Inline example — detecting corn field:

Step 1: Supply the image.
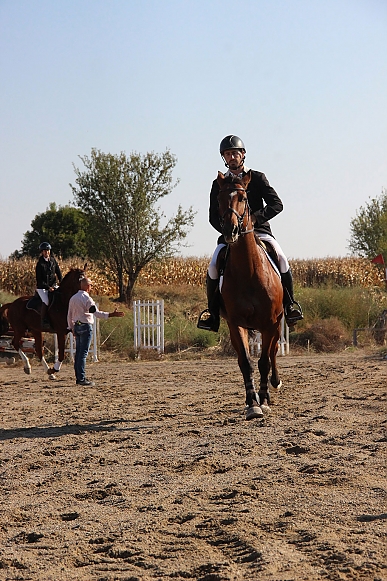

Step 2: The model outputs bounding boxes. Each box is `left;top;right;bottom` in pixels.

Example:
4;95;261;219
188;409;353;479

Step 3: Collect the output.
0;256;385;297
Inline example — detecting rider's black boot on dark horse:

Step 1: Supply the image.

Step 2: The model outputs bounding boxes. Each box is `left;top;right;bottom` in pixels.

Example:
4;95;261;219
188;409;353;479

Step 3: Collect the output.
40;303;51;331
281;269;303;327
197;274;220;332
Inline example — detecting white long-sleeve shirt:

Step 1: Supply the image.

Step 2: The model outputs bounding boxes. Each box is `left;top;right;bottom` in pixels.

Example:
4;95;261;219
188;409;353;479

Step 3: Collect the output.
67;290;109;331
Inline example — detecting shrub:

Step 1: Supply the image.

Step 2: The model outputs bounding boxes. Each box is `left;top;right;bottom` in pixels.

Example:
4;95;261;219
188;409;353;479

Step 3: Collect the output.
291;317;351;352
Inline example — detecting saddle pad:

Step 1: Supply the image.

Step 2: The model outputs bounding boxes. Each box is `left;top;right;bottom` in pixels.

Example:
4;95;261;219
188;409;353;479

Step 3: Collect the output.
26;295;41;311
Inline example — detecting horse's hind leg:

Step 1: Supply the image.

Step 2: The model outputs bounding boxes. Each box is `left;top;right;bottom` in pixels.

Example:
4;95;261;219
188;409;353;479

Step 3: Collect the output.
10;326;32;375
228;325;263;420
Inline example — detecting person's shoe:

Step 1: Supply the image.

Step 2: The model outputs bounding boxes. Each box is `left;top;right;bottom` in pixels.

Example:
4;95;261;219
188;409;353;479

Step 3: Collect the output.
76;379;95;386
284;301;303;326
41;319;51;331
197;309;220;332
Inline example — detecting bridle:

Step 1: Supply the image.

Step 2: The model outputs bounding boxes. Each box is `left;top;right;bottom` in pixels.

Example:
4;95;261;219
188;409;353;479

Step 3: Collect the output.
219;184;254;236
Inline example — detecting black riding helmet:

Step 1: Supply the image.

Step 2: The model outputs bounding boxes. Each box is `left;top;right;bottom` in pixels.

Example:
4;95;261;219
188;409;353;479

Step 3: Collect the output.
219;135;246;169
219;135;246;154
39;242;51;251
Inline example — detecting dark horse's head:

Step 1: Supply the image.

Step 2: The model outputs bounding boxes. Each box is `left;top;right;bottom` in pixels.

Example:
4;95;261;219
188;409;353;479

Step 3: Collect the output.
58;264;87;301
217;171;252;244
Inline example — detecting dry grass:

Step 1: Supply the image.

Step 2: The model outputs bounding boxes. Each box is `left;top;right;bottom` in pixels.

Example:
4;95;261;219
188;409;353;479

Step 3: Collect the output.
0;255;385;297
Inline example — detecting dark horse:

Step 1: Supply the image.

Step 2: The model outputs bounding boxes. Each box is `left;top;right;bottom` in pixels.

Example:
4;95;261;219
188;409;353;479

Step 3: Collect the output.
216;171;284;420
0;266;86;378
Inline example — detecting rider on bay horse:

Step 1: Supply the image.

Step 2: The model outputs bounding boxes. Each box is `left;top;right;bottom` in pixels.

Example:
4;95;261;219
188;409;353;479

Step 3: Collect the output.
197;134;303;333
36;242;62;330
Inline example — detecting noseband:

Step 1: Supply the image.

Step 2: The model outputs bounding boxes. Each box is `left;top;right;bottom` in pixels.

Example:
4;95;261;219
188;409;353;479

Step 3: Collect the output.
219;184;254;236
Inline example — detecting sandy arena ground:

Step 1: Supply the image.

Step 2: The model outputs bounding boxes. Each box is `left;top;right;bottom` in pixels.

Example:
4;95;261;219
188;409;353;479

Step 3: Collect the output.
0;351;386;581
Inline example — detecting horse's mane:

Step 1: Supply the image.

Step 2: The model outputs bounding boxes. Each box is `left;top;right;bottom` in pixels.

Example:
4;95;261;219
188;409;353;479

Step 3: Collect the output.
60;266;86;284
224;174;243;184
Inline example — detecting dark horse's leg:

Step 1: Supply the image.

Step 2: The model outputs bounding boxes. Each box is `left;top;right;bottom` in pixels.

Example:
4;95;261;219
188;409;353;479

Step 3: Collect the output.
47;332;67;378
11;325;48;376
228;324;264;420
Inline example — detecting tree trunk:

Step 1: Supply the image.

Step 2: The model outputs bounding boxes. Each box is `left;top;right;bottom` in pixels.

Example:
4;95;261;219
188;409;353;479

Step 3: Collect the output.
124;275;138;306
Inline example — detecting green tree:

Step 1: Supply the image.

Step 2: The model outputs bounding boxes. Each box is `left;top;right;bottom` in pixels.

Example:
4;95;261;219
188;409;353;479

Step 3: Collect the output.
18;203;89;259
348;188;387;261
71;148;195;304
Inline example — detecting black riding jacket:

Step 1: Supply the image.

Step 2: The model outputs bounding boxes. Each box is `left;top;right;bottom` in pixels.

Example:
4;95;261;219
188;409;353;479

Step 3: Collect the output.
36;255;63;290
209;169;283;244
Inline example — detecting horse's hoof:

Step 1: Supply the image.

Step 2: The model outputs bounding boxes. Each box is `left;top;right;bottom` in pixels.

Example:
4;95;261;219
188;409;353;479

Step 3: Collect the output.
47;368;56;375
269;379;282;391
260;403;271;415
23;367;31;375
49;374;57;381
245;404;264;420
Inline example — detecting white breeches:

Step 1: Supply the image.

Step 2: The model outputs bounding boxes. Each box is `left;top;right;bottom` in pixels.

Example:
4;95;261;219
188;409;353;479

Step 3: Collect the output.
37;288;49;305
208;234;290;280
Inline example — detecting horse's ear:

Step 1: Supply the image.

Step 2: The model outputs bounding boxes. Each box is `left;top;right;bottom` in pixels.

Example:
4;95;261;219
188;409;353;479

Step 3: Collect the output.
242;170;252;188
217;171;225;184
84;263;88;271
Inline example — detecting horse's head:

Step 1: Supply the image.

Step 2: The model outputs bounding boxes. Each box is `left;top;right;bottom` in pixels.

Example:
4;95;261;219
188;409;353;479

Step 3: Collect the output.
59;264;87;300
217;171;252;243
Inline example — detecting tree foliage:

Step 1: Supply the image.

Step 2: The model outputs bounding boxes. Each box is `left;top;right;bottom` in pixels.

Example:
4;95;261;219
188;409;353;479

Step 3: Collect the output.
71;148;195;304
348;189;387;261
17;203;89;259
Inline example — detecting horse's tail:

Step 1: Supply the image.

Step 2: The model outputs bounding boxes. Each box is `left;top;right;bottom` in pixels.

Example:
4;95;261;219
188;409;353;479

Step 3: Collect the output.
0;303;11;335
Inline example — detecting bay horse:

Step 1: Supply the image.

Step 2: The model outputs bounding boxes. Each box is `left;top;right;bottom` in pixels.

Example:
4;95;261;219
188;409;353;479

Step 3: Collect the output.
0;266;86;378
216;171;284;420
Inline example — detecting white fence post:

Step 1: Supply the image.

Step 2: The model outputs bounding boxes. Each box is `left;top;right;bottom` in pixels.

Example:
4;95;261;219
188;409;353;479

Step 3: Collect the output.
133;299;164;356
248;317;289;357
54;316;99;362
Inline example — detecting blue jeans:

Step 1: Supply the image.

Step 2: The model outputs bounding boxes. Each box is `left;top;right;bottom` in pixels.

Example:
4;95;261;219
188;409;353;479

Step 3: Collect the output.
73;323;93;382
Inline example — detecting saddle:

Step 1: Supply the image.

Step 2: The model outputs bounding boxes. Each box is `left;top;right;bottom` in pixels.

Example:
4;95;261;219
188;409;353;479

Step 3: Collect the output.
217;237;281;278
253;234;281;274
26;291;55;315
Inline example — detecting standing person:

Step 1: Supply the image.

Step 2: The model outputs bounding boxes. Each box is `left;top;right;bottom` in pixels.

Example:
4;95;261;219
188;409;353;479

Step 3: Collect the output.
67;277;125;386
35;242;63;330
197;134;303;332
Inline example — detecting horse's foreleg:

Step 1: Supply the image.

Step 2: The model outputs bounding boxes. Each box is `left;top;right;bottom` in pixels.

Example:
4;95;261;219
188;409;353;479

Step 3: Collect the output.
258;331;274;413
18;348;31;374
228;325;263;420
47;334;65;379
32;333;51;377
269;322;282;390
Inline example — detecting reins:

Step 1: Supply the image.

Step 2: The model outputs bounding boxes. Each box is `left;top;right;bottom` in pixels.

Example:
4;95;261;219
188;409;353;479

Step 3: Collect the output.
219;184;254;236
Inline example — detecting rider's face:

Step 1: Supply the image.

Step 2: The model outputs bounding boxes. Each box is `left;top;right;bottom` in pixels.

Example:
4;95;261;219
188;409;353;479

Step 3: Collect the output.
223;149;244;170
42;249;50;258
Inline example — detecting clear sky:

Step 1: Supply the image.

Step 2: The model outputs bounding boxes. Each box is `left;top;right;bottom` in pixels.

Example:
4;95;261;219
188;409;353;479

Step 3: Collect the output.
1;0;386;260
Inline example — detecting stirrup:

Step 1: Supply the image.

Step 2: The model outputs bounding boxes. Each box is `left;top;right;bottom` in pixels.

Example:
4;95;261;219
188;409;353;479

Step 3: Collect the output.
197;309;220;332
285;301;303;324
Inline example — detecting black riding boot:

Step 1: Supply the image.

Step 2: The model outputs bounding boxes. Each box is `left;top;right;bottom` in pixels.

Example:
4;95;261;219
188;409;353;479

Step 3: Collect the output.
40;303;51;331
281;270;303;327
197;275;220;332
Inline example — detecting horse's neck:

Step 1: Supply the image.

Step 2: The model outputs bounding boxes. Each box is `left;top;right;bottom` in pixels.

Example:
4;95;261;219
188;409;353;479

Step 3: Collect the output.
57;284;78;305
228;233;266;275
